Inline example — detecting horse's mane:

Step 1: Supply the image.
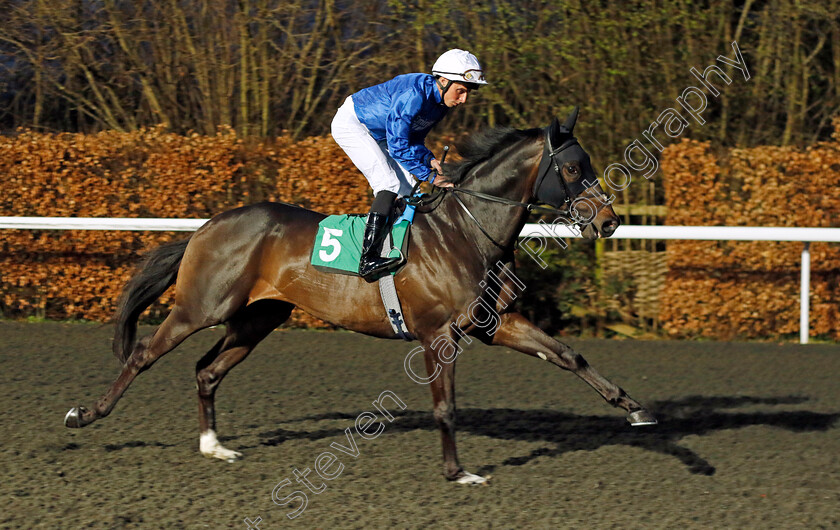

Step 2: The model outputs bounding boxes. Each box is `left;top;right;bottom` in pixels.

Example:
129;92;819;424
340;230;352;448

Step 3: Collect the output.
445;126;543;184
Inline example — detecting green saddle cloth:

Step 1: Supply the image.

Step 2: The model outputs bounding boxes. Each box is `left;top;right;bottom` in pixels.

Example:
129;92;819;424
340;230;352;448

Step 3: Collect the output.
310;214;411;276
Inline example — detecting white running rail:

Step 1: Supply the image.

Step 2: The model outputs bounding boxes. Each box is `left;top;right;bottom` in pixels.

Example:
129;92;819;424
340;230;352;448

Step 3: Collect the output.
2;217;839;344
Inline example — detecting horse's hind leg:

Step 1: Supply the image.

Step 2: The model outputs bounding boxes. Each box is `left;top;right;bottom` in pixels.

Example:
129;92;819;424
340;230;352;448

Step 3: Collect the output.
196;300;294;462
65;307;203;428
488;312;657;425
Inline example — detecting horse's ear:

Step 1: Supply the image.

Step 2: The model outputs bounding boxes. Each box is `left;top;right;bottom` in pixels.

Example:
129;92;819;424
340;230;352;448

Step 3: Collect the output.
562;106;579;133
548;116;562;142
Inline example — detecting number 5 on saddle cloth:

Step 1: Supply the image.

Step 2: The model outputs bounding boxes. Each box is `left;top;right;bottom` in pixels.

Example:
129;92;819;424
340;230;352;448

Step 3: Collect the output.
309;199;416;276
309;196;419;340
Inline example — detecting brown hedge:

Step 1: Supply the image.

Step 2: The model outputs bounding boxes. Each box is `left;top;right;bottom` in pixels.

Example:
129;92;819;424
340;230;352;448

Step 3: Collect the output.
2;124;838;341
0;127;369;326
659;117;840;340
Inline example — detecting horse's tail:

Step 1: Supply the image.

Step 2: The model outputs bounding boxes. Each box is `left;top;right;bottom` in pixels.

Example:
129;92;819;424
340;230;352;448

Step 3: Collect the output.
113;238;191;364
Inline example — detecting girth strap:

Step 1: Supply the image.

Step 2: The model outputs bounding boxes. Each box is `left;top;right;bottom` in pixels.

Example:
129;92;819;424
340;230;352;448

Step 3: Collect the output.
377;231;414;341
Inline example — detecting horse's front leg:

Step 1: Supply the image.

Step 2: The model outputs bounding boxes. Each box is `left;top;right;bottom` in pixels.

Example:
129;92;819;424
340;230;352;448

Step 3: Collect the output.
417;331;487;484
489;312;657;425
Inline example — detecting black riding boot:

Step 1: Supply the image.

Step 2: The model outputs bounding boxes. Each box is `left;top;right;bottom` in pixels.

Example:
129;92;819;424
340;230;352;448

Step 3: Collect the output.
359;191;401;282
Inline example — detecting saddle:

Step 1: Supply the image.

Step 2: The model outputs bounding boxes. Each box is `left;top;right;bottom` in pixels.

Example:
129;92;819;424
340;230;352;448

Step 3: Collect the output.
309;197;419;340
310;198;415;276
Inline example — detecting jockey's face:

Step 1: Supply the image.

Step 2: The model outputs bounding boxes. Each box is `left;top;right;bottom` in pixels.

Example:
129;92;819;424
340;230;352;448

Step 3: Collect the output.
441;81;471;107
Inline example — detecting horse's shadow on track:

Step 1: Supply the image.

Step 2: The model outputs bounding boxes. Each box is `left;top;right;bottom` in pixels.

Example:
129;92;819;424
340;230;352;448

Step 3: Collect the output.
256;395;839;476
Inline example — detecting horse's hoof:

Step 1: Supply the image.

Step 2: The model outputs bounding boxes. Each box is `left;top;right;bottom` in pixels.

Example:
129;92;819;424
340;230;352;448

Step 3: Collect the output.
64;406;89;428
224;451;244;463
628;409;658;426
454;471;488;485
199;430;243;462
201;449;243;463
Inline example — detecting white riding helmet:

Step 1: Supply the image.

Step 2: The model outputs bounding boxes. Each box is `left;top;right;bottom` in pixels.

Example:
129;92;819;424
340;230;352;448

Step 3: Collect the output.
431;49;488;85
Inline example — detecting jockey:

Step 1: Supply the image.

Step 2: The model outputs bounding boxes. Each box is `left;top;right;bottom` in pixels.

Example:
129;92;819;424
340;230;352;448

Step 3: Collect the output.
331;49;488;282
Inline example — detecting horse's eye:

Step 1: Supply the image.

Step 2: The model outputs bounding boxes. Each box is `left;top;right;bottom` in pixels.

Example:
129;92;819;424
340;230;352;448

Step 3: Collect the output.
565;164;581;180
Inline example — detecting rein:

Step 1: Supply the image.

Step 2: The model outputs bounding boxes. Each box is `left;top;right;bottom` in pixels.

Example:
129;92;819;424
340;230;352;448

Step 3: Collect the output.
450;188;573;250
451;187;571;215
449;187;611;249
408;186;607;250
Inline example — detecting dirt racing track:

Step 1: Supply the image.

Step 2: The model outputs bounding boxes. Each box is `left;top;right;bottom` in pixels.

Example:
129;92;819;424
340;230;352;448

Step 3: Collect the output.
2;322;839;528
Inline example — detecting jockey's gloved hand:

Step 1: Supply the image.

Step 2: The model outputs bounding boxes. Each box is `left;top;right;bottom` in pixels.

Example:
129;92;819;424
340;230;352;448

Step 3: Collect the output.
430;172;454;188
430;159;453;188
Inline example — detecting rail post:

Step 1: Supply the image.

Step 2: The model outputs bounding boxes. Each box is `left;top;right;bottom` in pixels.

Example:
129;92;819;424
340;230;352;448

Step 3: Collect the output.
800;242;810;344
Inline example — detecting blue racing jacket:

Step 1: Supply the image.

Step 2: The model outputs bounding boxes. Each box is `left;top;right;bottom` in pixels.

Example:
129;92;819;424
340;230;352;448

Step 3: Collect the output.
352;73;448;181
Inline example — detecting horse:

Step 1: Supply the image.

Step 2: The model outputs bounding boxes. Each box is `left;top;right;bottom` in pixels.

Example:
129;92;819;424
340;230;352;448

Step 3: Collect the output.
64;107;657;484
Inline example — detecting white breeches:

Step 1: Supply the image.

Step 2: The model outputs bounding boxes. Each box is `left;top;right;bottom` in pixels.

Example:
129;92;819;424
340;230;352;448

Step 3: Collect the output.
331;96;417;197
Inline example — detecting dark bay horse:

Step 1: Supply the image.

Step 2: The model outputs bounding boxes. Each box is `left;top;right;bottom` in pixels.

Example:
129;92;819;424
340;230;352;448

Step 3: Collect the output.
64;108;656;484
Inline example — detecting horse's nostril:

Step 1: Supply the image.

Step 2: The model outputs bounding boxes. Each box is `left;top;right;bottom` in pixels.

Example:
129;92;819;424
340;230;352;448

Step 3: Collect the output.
601;220;618;236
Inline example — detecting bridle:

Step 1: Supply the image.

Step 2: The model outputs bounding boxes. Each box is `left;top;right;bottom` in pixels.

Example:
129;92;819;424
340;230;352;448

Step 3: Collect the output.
407;134;612;250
